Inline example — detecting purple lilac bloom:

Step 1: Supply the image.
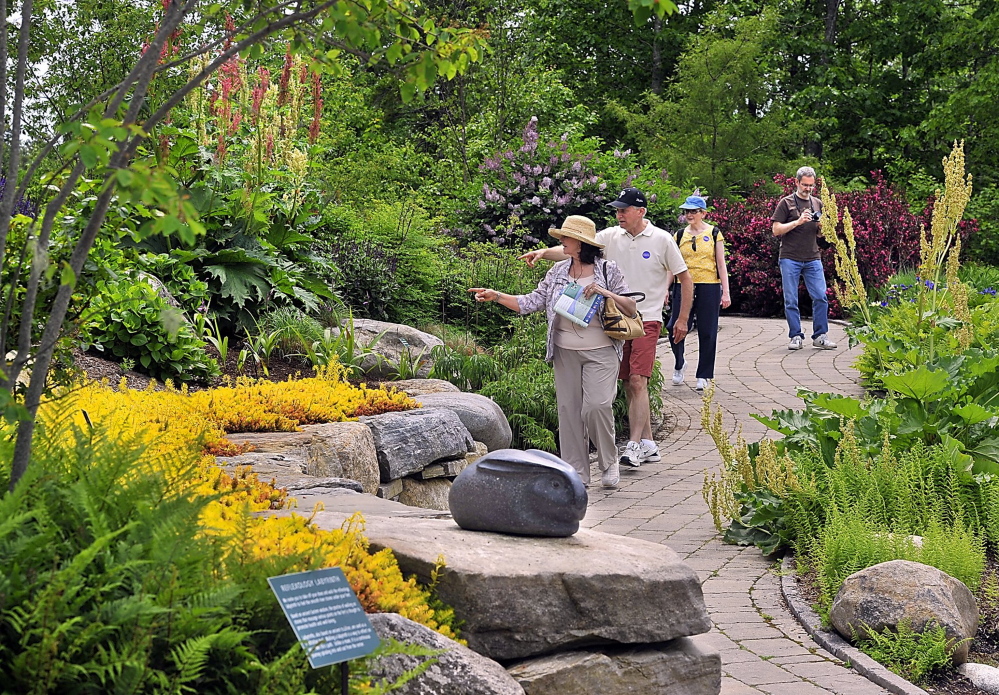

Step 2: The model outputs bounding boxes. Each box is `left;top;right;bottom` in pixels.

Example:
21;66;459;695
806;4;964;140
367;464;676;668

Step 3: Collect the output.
541;177;553;189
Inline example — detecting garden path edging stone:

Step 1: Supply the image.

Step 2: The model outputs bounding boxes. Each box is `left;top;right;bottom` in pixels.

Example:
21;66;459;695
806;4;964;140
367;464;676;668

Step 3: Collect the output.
779;554;930;695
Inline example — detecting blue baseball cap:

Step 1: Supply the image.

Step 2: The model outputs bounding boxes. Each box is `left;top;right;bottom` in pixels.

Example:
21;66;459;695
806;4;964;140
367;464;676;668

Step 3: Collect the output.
679;195;707;210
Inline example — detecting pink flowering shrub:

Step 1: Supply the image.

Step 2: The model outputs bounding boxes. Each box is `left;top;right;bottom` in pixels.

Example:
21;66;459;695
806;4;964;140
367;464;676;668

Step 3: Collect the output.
711;173;959;318
450;117;614;247
450;118;685;247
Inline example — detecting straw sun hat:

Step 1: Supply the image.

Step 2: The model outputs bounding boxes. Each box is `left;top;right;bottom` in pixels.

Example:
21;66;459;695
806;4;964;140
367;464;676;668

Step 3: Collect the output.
548;215;604;248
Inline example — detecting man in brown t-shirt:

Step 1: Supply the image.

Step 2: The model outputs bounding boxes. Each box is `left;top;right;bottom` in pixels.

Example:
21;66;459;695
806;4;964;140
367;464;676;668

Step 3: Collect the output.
770;167;837;350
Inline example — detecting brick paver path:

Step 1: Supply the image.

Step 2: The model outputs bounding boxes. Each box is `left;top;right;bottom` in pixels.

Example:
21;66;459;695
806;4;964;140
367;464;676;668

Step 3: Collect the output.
584;317;891;695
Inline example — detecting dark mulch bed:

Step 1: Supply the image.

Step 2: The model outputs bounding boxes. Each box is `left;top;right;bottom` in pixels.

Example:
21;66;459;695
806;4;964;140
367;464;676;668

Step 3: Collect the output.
792;566;996;694
70;346;327;392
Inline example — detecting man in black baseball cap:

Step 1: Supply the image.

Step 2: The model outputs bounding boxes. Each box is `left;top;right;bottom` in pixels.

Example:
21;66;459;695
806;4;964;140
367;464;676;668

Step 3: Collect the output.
520;186;693;471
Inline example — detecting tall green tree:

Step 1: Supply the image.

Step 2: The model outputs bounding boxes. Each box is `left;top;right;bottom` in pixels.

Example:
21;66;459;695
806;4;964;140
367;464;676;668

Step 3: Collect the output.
613;10;803;195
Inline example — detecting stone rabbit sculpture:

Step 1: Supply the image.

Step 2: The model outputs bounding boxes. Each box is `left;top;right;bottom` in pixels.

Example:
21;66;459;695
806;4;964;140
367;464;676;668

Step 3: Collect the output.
448;448;587;537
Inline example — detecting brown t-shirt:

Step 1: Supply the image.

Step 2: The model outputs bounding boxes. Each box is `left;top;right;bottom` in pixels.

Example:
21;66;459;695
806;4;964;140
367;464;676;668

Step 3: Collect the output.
771;194;823;261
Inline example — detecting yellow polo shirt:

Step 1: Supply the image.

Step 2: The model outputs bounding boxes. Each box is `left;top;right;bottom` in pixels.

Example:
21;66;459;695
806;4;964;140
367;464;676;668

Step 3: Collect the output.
676;226;724;284
595;221;687;324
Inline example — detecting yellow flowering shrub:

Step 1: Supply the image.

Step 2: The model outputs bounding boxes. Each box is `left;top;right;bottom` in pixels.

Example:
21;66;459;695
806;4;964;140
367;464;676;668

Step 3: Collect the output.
214;508;458;639
190;369;415;434
35;363;459;637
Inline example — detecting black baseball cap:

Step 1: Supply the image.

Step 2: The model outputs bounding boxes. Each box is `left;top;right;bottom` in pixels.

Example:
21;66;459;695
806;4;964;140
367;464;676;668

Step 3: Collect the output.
607;187;648;209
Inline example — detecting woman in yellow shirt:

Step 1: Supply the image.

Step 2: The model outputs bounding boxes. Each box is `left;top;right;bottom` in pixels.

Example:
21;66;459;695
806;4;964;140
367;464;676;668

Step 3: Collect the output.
665;196;731;391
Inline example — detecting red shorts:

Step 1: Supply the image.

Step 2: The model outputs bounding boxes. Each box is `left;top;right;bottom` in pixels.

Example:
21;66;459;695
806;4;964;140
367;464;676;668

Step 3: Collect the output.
618;321;662;380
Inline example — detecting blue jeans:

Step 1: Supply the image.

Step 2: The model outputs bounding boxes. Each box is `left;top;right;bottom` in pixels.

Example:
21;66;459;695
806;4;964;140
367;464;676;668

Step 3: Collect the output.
779;258;829;340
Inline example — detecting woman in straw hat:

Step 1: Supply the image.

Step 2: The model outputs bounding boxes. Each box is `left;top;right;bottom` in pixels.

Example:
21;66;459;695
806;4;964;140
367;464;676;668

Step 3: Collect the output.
469;215;636;489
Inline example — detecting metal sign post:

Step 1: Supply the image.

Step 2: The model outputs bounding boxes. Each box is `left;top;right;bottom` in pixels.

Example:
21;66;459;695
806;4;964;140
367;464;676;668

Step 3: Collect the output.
268;566;380;694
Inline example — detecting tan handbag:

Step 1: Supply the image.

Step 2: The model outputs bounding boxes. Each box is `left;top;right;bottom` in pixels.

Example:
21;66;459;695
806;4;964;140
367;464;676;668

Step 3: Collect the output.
601;293;646;340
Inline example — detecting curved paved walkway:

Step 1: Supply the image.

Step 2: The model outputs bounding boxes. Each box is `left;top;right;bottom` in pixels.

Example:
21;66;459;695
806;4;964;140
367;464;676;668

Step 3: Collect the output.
584;317;891;695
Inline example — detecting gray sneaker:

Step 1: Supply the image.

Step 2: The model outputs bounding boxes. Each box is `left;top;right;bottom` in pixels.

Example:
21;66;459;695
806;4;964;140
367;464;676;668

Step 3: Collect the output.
813;334;838;349
638;441;660;462
788;336;804;350
620;441;642;468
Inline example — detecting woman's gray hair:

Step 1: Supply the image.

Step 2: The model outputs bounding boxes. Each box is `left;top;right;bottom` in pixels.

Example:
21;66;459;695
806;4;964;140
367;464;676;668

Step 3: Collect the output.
796;166;816;181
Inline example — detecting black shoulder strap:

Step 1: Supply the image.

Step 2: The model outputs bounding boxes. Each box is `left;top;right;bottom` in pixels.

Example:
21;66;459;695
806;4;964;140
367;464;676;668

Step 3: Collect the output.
678;227;721;243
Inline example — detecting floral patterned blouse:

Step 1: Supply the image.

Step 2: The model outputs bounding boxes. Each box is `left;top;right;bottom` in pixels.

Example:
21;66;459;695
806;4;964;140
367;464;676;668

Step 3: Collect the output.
515;258;631;363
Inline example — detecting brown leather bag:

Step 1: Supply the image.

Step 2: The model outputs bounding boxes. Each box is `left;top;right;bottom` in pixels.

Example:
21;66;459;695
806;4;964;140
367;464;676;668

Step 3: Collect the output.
601;292;646;340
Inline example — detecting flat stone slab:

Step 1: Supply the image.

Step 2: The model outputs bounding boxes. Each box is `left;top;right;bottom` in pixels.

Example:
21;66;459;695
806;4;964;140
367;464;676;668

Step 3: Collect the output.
305;512;711;661
507;637;720;695
269;489;451;521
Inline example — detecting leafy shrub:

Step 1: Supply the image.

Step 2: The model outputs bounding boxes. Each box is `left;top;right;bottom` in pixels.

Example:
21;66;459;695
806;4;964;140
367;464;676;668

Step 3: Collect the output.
435;242;548;346
965;185;999;265
135;251;211;311
81;275;220;382
449;117;616;247
852;280;999;386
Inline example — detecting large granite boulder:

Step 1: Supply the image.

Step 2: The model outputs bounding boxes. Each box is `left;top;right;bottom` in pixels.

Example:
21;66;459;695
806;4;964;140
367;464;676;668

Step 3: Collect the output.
369;613;525;695
361;408;474;482
830;560;979;664
507;637;720;695
958;663;999;693
303;513;711;661
399;477;452;511
348;319;443;379
417;392;512;452
449;449;586;537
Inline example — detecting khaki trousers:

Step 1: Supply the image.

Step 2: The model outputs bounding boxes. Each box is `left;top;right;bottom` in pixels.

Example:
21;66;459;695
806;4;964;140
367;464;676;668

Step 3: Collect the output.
552;345;620;484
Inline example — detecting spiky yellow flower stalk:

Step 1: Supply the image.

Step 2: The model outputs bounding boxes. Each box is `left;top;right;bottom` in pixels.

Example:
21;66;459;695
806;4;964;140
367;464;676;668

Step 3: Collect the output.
700;384;799;531
946;232;973;349
819;181;870;324
920;141;973;284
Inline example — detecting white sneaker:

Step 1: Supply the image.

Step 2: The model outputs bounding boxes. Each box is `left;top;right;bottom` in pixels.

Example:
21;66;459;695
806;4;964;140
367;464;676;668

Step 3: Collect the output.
601;463;620;488
788;336;804;350
620;441;642;468
813;334;838;349
672;363;686;385
696;378;709;391
639;441;660;462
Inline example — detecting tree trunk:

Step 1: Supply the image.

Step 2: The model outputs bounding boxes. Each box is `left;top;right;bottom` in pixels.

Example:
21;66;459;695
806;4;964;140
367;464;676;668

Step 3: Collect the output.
650;16;663;94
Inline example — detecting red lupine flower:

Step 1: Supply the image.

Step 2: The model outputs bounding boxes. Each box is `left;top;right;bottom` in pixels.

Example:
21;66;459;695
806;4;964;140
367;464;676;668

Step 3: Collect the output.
308;71;322;144
278;47;293;107
251;67;270;123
